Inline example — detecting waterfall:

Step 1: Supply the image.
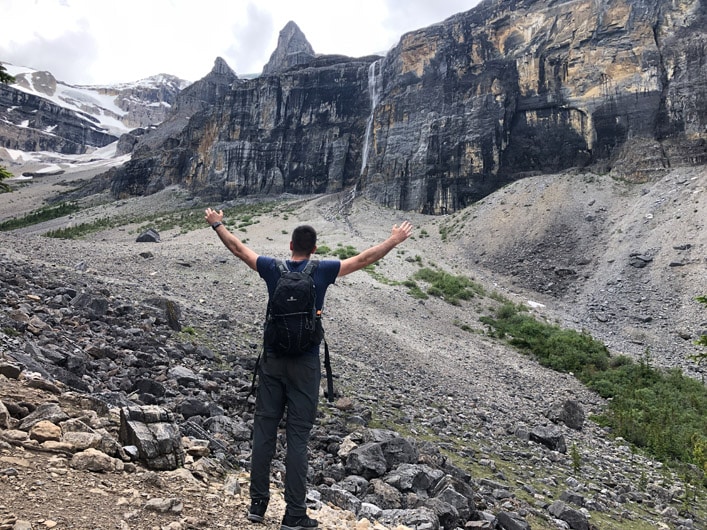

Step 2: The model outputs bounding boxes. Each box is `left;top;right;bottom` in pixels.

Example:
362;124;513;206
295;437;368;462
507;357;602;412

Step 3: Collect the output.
361;59;382;175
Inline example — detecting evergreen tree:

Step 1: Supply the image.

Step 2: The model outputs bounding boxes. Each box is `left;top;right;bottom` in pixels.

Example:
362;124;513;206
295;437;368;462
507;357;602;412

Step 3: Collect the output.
0;63;15;84
0;166;12;193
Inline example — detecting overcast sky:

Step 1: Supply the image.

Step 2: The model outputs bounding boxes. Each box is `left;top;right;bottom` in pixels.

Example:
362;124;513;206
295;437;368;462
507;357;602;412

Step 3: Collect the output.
1;0;481;85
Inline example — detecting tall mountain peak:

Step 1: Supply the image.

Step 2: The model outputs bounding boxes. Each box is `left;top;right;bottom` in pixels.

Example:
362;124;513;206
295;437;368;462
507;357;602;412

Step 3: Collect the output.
210;56;237;77
262;21;315;75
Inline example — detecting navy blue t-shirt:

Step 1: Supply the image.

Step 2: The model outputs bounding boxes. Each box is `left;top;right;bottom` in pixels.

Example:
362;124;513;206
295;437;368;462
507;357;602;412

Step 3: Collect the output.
257;256;341;355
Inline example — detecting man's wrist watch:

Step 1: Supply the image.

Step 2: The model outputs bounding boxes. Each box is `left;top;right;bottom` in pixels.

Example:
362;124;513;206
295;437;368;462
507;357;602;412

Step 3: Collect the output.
211;222;223;230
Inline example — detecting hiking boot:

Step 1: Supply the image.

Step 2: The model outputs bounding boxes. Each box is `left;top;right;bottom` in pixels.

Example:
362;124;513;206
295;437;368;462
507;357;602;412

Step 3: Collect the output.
280;513;318;530
247;498;268;523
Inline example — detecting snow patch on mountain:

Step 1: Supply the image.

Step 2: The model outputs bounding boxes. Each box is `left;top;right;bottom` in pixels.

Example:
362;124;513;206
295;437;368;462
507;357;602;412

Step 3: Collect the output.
6;64;128;136
1;63;188;175
4;63;190;136
2;141;130;179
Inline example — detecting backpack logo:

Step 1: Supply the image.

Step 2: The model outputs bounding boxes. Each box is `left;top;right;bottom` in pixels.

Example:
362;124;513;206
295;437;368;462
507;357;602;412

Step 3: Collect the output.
265;260;322;356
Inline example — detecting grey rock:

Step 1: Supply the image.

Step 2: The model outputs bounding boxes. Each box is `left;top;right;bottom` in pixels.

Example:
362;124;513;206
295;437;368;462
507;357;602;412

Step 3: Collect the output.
143;297;182;331
0;400;10;429
378;507;440;530
107;2;706;216
167;365;197;386
18;403;69;430
380;434;419;470
144;497;183;514
202;415;251;442
549;500;590;530
71;292;110;317
560;490;586;508
496;511;532;530
362;478;403;510
136;228;161;243
0;362;22;379
118;405;184;470
546;400;586;431
320;484;363;515
423;497;460;530
384;463;444;494
432;475;475;521
358;502;384;521
345;442;388;479
179;397;211;419
529;425;567;453
338;475;369;498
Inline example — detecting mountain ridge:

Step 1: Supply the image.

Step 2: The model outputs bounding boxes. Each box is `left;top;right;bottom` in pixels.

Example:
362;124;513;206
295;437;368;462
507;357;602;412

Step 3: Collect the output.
99;0;707;214
0;63;189;162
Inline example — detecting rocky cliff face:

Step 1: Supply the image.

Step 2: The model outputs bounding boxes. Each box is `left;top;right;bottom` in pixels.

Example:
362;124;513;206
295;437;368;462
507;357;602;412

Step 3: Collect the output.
109;58;239;196
109;0;707;213
0;80;118;155
0;66;188;156
365;0;707;212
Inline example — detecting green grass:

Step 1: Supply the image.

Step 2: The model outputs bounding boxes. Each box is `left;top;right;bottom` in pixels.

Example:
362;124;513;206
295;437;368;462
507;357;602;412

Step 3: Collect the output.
138;202;278;235
481;304;609;376
412;267;486;305
0;202;81;231
481;303;707;482
403;279;428;300
332;244;358;260
45;216;115;239
38;201;284;240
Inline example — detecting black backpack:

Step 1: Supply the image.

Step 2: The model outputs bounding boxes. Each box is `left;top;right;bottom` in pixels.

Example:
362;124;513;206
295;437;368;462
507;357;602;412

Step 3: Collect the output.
264;259;322;356
251;259;335;403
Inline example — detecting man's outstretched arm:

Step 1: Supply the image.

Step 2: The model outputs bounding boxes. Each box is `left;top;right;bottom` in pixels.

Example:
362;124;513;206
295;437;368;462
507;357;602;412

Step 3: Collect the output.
338;221;413;277
205;208;259;271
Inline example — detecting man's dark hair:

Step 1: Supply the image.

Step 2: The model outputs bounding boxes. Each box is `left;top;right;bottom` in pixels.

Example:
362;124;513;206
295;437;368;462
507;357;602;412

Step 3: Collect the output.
292;225;317;254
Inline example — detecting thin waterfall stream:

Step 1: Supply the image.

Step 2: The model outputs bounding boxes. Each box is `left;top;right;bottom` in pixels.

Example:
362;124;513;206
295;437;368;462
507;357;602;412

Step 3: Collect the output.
360;59;382;175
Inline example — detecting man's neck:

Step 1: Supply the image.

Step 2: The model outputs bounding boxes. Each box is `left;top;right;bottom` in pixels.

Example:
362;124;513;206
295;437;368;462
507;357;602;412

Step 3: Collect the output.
290;254;311;261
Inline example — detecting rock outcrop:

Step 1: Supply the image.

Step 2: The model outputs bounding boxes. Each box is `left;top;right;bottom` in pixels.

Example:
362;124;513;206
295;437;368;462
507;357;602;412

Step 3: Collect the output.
107;0;707;213
262;21;316;75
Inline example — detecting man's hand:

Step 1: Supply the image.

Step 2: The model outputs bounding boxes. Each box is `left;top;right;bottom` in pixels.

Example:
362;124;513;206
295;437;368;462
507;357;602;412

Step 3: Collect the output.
390;220;413;245
204;207;259;270
205;208;224;225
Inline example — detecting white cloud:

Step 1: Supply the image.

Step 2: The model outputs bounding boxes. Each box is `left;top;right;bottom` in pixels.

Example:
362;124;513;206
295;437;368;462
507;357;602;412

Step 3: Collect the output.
0;0;481;85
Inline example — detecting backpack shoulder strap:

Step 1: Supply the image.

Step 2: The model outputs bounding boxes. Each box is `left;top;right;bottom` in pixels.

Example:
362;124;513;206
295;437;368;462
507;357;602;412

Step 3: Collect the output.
302;259;319;276
275;259;289;275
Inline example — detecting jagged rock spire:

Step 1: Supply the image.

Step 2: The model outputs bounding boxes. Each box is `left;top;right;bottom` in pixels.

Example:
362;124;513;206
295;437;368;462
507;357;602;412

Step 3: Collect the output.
262;21;315;75
211;57;236;77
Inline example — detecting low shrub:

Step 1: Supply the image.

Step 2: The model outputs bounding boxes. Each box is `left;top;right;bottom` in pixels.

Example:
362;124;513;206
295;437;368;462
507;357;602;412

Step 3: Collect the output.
481;303;707;474
413;268;485;305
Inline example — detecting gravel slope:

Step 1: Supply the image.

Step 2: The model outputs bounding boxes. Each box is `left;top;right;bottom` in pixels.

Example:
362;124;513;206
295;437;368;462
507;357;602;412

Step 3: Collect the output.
1;163;705;529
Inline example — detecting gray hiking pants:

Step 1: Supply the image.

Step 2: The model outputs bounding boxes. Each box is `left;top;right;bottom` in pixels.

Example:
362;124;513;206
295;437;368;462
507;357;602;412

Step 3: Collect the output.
249;352;320;517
